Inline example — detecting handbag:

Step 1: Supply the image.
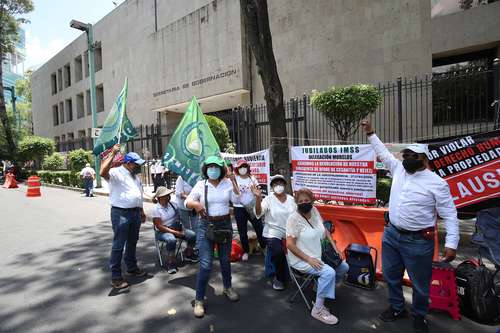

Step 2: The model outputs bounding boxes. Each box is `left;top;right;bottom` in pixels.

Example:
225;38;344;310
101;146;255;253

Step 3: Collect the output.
204;181;232;244
321;241;342;268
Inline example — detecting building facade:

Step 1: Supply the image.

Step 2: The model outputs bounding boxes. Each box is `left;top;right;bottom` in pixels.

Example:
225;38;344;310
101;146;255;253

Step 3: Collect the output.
32;0;500;153
3;28;26;102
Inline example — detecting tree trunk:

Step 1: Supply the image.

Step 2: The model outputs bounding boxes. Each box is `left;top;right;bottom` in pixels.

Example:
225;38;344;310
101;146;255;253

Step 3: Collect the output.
240;0;290;183
0;49;17;158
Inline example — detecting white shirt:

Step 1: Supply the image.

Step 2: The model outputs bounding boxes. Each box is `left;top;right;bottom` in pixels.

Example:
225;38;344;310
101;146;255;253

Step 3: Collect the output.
232;175;258;207
108;166;144;209
150;202;180;228
80;167;95;178
186;178;236;216
369;134;459;249
149;161;157;175
256;194;296;239
175;176;193;208
155;160;165;174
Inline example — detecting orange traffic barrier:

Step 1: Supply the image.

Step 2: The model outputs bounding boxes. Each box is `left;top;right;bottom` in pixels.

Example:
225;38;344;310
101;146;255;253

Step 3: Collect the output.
26;175;41;197
2;173;18;188
316;204;439;283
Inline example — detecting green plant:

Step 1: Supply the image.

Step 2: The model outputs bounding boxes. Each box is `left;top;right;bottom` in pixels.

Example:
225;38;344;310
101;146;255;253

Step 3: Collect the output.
42;152;64;170
18;135;55;162
36;170;83;188
205;115;230;150
67;149;93;171
311;84;382;142
376;177;392;206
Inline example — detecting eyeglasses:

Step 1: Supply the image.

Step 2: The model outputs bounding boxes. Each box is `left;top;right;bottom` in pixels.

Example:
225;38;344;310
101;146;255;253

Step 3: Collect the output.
402;153;420;160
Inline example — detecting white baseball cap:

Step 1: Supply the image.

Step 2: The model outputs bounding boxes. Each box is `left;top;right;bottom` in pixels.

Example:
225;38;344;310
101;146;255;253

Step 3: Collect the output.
402;143;429;154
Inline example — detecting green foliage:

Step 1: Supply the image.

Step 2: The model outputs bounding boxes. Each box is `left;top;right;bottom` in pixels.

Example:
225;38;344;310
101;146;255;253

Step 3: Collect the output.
311;84;382;142
42;152;64;170
36;170;84;188
224;142;236;154
0;0;34;55
205;115;231;150
376;177;392;206
15;70;32;103
18;135;54;161
67;149;93;171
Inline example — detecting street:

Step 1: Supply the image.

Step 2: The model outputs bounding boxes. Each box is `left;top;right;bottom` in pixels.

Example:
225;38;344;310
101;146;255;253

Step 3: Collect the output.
0;186;495;333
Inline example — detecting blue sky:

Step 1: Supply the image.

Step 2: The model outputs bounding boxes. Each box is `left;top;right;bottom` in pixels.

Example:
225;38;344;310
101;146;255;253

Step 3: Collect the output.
23;0;123;70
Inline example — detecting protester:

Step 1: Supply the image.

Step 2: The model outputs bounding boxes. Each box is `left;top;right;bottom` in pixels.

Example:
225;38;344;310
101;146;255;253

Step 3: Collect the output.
232;159;265;260
253;174;296;290
149;158;158;192
151;186;198;274
175;175;198;246
100;144;149;289
80;163;96;197
286;188;349;325
361;120;458;333
185;155;241;318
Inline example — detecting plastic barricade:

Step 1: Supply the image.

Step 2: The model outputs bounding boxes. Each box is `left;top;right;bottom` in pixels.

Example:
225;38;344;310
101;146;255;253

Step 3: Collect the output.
26;175;41;197
2;173;18;188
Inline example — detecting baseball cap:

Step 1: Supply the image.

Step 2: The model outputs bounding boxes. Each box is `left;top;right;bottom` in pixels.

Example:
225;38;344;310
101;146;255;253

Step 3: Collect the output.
270;174;287;185
123;152;146;165
204;155;225;167
402;143;428;155
236;159;249;168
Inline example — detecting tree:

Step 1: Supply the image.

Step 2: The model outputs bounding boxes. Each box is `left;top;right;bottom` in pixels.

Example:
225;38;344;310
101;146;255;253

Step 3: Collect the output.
0;0;34;158
67;149;93;171
42;152;64;170
18;135;55;163
240;0;290;180
205;115;231;151
311;84;382;142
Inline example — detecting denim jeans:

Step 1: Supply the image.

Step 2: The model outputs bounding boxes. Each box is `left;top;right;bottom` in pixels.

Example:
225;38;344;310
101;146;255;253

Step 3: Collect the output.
304;261;349;299
83;178;93;197
382;224;434;317
234;207;265;253
109;207;141;280
266;237;288;283
156;228;196;255
179;208;199;249
195;217;233;301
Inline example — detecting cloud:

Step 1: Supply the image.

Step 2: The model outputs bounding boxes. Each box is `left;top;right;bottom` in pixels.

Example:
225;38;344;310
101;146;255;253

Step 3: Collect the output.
25;30;65;70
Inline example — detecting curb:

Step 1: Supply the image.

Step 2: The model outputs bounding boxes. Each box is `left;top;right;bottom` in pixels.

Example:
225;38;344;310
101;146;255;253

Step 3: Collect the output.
41;183;155;203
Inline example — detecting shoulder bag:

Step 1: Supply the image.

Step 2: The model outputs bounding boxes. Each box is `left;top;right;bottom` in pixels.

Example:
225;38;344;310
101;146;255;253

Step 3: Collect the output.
204;181;232;244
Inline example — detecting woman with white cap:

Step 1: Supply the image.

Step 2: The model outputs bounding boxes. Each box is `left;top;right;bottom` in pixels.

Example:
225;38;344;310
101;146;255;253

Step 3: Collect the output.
252;174;296;290
151;186;198;274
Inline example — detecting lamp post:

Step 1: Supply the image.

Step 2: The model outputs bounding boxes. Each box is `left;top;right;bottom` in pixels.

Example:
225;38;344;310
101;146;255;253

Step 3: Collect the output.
70;19;101;187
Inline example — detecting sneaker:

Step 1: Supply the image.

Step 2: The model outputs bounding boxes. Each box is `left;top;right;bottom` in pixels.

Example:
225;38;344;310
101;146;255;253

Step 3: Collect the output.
184;253;199;264
167;264;178;274
242;253;249;261
223;287;240;302
110;278;129;289
379;306;408;322
311;306;339;325
272;278;285;291
413;316;429;333
126;267;148;277
194;300;205;318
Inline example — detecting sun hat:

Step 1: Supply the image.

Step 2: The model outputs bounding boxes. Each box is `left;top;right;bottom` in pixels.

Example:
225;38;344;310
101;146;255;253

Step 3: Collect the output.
153;186;175;203
270;174;287;186
235;159;249;168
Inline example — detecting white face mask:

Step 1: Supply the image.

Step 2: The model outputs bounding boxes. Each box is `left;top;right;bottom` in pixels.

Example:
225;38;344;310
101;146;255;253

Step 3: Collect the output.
273;185;285;194
239;168;248;176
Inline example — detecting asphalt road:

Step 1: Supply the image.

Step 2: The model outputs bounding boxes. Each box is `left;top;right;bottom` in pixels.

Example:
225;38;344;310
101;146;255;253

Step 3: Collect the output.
0;186;496;333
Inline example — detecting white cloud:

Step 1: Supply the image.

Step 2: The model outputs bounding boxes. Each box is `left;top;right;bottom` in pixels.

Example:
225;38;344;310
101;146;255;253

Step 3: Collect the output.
25;30;65;70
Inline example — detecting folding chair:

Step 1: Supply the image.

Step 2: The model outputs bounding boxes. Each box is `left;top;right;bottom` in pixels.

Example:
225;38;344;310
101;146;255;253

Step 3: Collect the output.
153;224;184;268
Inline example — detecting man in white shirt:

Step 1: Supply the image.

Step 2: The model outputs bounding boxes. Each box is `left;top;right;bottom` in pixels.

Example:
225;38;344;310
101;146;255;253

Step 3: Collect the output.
100;144;149;289
80;163;96;197
362;121;458;333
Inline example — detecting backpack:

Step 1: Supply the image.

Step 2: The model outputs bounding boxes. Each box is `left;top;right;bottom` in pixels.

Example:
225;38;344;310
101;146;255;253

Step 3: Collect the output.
344;243;378;289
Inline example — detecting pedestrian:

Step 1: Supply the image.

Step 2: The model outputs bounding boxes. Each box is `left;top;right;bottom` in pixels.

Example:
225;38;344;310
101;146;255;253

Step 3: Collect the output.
286;188;349;325
155;158;166;190
185;155;241;318
80;163;96;197
232;159;265;261
361;120;459;333
100;144;150;289
252;174;296;290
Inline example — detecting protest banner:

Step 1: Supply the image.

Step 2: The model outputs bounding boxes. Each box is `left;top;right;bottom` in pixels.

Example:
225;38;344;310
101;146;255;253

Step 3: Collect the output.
427;130;500;211
291;145;376;204
222;149;271;195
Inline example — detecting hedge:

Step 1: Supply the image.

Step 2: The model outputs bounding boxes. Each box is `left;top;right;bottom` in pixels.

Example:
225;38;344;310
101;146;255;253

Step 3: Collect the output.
36;171;84;189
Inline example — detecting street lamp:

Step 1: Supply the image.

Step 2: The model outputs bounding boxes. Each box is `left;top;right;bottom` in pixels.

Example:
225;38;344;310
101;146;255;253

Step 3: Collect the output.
70;19;101;188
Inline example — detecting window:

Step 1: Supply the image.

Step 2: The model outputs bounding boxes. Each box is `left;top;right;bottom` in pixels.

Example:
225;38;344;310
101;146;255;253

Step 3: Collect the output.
95;42;102;72
96;84;104;112
51;73;57;95
53;105;59;126
76;93;85;119
57;68;63;91
59;101;65;124
64;63;71;88
78;130;87;149
83;51;89;78
66;98;73;122
74;55;83;82
86;89;91;115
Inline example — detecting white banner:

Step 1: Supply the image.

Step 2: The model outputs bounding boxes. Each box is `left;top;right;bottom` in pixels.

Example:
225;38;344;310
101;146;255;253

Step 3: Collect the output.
291;145;377;204
221;149;271;195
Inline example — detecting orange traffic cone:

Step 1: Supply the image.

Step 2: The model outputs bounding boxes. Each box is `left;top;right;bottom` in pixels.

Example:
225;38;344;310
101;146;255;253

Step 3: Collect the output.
26;175;41;197
2;173;18;188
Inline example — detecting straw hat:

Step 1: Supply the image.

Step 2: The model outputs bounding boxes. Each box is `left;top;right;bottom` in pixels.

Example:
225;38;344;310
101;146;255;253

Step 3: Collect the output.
153;186;175;203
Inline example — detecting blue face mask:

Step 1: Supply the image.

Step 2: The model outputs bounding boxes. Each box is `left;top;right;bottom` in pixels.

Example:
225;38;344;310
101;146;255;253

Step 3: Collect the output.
207;166;221;180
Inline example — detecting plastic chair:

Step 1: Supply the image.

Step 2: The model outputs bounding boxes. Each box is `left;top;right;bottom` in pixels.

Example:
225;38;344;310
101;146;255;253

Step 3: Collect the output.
153;224;184;268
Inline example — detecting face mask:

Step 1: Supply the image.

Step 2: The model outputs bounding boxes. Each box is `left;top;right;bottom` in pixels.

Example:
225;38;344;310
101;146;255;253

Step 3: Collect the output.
402;159;424;174
297;202;313;214
273;185;285;194
239;168;248;176
207;166;221;180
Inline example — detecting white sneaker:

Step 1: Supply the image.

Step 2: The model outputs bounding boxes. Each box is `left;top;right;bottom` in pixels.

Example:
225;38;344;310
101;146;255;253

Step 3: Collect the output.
311;306;339;325
194;300;205;318
242;253;249;261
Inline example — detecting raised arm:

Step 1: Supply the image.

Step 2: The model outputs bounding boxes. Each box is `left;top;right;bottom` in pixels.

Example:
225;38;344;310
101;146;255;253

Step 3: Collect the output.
361;120;400;173
100;144;121;180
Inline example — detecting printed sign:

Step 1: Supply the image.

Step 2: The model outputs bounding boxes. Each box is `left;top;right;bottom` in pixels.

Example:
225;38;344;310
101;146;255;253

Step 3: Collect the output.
222;149;271;195
291;145;376;204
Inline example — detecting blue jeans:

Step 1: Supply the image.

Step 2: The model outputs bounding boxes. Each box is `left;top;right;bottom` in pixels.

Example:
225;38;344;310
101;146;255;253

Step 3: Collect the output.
234;207;265;253
109;207;142;280
156;228;196;255
304;261;349;299
382;224;434;317
83;178;93;197
196;218;233;301
266;237;288;283
179;208;199;249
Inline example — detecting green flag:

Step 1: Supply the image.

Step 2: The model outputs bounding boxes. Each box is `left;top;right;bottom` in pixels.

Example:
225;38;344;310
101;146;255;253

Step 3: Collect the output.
93;78;137;156
163;96;220;186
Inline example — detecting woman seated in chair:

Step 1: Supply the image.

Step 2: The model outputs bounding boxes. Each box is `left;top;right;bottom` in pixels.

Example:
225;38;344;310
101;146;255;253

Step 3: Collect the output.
286;188;349;325
151;186;198;274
